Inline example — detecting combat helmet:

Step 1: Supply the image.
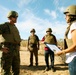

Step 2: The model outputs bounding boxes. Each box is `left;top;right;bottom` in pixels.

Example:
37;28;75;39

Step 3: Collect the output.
46;28;52;32
64;5;76;15
7;11;18;18
30;28;36;33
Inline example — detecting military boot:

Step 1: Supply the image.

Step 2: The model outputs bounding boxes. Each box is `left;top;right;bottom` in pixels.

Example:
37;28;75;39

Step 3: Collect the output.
28;64;33;67
45;67;49;71
35;63;38;66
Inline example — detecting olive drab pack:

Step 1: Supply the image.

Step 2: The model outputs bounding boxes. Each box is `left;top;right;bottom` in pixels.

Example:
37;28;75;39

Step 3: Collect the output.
0;22;10;42
0;22;14;43
0;22;10;34
44;34;57;45
0;22;21;43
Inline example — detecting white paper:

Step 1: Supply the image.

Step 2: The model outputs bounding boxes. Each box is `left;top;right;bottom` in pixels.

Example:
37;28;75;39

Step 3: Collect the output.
45;43;61;52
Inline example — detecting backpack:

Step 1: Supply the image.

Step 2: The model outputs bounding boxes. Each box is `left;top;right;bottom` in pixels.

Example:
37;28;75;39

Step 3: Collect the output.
0;22;10;34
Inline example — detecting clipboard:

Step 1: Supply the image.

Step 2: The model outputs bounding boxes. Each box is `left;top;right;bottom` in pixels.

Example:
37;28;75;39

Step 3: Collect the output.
44;42;61;52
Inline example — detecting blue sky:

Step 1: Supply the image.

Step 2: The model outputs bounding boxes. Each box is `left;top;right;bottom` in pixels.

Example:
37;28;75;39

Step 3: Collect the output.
0;0;76;40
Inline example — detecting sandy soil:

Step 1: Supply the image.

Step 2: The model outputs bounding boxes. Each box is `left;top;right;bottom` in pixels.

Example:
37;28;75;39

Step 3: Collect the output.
20;47;70;75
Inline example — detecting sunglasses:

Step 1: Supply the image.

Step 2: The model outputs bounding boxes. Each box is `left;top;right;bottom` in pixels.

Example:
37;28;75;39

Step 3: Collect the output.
47;31;51;32
11;16;18;18
31;31;35;33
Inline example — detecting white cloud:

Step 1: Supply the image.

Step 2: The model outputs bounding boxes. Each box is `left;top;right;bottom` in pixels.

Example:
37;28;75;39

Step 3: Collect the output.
53;0;60;7
58;7;65;13
0;1;66;40
44;9;57;19
0;5;9;22
16;9;66;39
18;0;31;7
20;9;35;20
14;0;36;8
51;11;57;19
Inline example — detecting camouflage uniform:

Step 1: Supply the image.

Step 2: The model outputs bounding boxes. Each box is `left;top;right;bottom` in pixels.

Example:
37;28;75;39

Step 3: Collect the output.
0;11;21;75
28;29;39;66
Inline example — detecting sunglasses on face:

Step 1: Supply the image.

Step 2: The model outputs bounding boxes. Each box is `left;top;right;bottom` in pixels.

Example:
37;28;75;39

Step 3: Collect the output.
11;16;18;18
31;31;35;33
47;31;51;32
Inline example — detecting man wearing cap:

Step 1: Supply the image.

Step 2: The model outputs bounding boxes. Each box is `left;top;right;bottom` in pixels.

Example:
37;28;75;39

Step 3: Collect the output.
41;28;57;71
0;11;21;75
28;28;39;67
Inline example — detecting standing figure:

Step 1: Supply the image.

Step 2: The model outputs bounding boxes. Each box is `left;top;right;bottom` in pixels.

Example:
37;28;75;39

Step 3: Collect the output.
0;11;21;75
41;28;57;71
55;5;76;75
28;28;39;66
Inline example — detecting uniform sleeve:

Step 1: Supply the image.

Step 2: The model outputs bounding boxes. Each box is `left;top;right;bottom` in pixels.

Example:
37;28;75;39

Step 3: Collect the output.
28;36;30;45
36;35;39;41
0;43;2;50
53;35;57;45
28;36;30;41
36;35;40;48
41;36;45;41
0;24;3;34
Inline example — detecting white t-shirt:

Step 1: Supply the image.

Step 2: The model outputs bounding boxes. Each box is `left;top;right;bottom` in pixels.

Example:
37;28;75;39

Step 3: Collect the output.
68;22;76;39
66;22;76;63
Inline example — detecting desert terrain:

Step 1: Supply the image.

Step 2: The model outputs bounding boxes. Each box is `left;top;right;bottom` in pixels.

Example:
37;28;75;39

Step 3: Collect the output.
0;39;70;75
20;46;69;75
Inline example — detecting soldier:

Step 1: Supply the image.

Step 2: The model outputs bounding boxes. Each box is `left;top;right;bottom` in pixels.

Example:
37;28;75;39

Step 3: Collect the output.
0;11;21;75
28;28;39;67
55;5;76;75
41;28;57;71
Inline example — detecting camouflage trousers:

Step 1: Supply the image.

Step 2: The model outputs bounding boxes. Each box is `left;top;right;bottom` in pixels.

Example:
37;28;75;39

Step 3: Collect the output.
1;44;20;75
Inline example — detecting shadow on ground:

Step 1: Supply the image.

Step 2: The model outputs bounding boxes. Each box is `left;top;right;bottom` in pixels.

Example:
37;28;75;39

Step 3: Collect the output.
20;63;68;71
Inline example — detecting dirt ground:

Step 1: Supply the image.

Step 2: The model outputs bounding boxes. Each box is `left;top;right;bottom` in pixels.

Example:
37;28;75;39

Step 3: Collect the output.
20;47;70;75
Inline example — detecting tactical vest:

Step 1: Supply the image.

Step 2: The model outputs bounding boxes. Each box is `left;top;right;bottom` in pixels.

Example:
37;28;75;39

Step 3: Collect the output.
64;21;76;48
64;25;73;48
29;35;39;44
0;22;21;43
44;34;56;45
65;39;73;48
